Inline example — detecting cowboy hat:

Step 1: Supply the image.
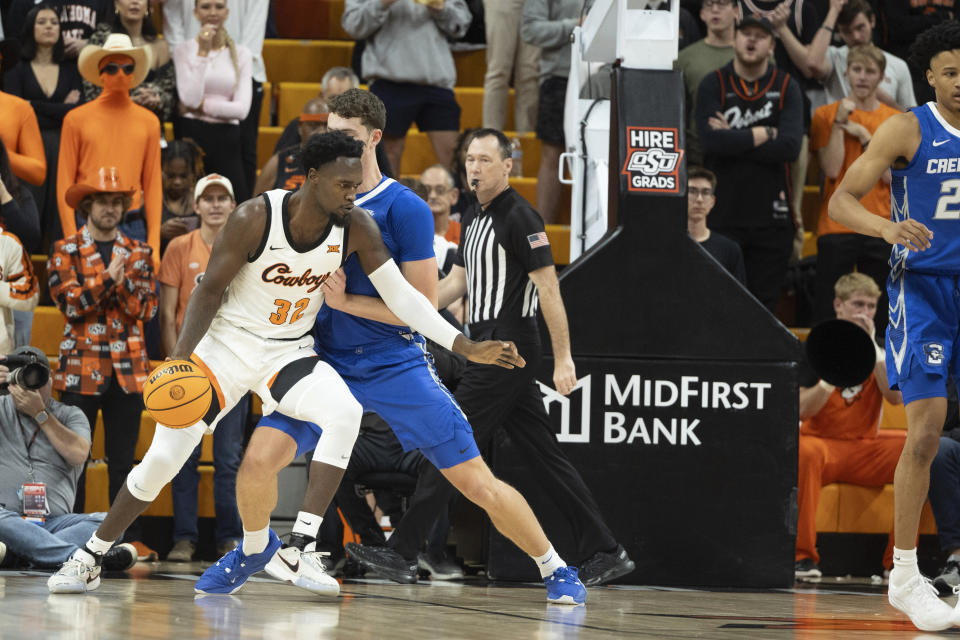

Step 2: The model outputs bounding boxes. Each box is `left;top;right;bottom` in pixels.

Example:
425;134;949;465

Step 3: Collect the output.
77;33;149;88
65;167;137;209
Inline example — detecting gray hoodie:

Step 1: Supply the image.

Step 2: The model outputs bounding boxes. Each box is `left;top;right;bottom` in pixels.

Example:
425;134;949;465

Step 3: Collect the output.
342;0;472;89
521;0;591;82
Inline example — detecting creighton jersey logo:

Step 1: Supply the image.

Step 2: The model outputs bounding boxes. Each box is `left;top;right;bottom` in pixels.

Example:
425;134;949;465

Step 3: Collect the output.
924;342;945;366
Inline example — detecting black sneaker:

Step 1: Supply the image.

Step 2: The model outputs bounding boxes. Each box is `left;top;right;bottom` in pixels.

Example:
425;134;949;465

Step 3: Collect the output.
418;551;464;580
795;558;822;580
102;543;138;571
345;543;417;583
579;545;636;586
934;558;960;595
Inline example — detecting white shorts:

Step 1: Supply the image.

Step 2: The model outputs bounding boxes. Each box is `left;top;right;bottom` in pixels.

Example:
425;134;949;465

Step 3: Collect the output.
184;318;353;433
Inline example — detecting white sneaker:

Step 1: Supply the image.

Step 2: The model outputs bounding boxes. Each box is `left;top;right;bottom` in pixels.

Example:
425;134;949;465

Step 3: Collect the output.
48;556;101;594
264;546;339;596
888;573;953;631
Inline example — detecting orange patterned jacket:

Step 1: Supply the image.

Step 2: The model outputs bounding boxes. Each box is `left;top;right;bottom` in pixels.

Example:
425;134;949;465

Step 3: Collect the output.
48;226;158;395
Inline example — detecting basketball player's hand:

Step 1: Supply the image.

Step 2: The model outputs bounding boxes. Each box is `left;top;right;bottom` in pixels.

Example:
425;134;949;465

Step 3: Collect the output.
553;355;577;396
321;268;347;309
708;112;730;130
882;219;933;252
106;255;125;285
461;339;525;369
9;384;44;417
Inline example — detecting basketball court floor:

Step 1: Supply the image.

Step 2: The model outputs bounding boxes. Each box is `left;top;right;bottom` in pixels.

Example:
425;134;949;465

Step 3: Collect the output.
0;564;954;639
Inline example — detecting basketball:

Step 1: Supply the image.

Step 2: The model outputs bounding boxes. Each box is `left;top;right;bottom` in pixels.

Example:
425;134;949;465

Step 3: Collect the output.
142;360;213;428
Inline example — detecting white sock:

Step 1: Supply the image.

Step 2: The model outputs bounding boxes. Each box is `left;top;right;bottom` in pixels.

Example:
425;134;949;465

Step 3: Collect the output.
531;545;566;579
75;533;113;565
291;511;322;539
242;527;270;555
891;547;920;587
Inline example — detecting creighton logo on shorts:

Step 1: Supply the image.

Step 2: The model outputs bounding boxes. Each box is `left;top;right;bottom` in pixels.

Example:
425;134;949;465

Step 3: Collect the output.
924;343;945;366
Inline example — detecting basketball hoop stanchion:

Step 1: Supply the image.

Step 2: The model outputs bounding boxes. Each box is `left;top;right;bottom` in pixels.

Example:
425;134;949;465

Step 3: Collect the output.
487;0;801;589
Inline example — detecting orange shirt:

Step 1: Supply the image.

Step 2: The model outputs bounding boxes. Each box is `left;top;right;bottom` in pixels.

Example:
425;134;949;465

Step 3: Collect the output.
444;219;461;244
0;91;46;186
800;374;883;440
158;229;211;332
57;91;162;259
810;101;899;236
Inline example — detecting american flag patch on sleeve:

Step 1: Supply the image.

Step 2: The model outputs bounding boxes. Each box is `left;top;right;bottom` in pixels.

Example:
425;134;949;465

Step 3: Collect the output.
527;232;550;249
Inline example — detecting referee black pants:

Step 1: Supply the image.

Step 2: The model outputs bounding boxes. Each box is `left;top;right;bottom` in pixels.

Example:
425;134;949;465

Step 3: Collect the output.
388;324;618;564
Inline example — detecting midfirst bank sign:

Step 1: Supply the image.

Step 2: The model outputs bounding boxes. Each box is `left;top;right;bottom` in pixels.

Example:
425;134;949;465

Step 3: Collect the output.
539;373;775;446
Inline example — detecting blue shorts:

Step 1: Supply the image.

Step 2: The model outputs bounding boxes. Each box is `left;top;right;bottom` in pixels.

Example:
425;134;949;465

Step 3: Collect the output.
255;335;480;470
886;270;960;404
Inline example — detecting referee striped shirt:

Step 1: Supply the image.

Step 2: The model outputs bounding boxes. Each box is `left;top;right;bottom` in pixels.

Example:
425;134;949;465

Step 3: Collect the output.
455;187;554;326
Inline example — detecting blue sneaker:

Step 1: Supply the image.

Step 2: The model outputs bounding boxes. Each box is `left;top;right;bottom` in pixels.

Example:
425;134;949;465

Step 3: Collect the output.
195;530;282;595
544;566;587;605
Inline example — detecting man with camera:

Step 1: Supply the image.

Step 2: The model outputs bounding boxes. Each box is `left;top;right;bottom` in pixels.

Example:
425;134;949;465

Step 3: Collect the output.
0;345;136;572
795;272;903;580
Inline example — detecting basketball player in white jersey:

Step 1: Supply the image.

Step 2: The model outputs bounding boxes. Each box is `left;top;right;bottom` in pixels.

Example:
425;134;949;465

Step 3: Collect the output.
48;131;524;595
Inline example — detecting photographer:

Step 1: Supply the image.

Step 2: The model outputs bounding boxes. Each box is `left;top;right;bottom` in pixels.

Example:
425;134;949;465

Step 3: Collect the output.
0;346;136;570
47;168;158;550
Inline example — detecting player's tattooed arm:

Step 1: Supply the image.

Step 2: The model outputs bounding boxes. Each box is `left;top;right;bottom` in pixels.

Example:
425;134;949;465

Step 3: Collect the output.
344;208;525;369
169;199;267;360
829;112;932;252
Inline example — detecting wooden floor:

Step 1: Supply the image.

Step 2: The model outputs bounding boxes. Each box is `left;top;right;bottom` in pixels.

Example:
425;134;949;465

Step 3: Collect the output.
0;564;954;639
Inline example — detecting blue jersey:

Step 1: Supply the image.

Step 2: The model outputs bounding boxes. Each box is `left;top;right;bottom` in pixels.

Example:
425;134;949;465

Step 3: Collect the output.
313;177;436;350
891;103;960;275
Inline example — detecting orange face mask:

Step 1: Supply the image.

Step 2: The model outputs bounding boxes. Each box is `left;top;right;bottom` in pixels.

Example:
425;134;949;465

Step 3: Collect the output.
99;54;135;94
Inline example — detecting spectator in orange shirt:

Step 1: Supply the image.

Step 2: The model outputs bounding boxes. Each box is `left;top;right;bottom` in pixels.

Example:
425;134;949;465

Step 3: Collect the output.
795;272;904;580
809;44;900;327
0;89;46;187
57;34;162;259
158;174;245;561
253;97;329;196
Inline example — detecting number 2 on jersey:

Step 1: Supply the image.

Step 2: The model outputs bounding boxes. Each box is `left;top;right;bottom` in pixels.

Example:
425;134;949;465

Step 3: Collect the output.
269;298;310;325
934;179;960;219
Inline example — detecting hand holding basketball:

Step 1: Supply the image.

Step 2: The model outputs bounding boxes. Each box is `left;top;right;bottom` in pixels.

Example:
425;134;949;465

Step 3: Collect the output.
142;360;212;428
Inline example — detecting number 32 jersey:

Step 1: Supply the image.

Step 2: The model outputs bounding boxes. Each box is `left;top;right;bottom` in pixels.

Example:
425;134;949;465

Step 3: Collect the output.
216;189;348;339
892;102;960;274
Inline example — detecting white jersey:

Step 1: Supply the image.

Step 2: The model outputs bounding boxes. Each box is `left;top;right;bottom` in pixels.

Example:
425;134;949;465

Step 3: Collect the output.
216;189;347;339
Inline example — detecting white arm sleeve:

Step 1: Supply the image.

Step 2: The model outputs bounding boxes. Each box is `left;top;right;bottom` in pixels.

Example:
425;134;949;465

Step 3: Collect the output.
367;259;460;351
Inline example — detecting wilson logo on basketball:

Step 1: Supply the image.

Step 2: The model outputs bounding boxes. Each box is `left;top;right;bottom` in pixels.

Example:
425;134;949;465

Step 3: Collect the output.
148;363;195;385
261;263;330;293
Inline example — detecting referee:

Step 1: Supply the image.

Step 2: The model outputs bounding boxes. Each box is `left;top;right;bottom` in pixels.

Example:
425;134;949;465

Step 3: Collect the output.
346;129;634;586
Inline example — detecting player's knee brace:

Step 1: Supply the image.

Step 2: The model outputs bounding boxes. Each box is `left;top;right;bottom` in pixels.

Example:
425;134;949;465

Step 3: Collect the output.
279;379;362;469
125;423;206;501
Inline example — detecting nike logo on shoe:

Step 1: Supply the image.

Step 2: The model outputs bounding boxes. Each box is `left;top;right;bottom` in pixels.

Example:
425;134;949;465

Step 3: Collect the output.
280;554;300;574
934;139;950;147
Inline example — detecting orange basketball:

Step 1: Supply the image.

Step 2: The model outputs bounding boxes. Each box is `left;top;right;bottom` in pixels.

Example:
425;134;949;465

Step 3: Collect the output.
142;360;212;428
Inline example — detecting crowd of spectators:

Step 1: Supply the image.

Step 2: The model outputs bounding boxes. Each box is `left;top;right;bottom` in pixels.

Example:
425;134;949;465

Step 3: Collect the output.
0;0;955;580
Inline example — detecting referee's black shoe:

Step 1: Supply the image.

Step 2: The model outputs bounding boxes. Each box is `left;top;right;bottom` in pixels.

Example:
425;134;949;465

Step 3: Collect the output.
345;543;418;583
579;545;635;586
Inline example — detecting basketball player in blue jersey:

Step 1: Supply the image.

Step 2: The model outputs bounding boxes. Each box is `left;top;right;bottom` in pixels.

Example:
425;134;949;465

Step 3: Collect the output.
46;130;523;596
830;22;960;632
248;89;588;605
